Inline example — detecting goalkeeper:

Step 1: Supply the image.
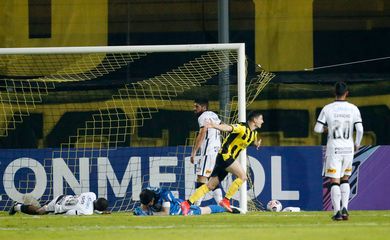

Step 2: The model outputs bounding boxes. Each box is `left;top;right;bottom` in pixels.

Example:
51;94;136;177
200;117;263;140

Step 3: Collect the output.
133;187;240;216
9;192;108;215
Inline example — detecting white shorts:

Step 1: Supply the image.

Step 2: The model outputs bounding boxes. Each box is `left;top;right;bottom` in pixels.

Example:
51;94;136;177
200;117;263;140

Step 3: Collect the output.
44;195;66;213
323;153;353;179
195;154;217;178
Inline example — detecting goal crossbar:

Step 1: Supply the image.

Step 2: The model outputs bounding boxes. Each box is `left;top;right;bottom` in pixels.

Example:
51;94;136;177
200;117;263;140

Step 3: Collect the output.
0;43;249;213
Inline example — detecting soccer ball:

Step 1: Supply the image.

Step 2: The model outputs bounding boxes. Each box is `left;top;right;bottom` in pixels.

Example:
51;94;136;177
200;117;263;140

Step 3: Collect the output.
266;199;282;212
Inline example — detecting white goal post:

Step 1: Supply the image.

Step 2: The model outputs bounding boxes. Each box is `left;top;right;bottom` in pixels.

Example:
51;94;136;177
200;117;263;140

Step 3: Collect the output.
0;43;255;213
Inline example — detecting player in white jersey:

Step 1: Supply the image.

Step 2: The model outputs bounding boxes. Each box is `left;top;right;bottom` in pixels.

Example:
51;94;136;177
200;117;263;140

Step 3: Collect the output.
314;81;363;221
9;192;108;215
190;98;223;206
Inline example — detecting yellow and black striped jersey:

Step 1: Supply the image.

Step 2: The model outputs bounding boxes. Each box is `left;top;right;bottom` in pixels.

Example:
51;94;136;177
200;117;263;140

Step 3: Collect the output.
219;122;258;161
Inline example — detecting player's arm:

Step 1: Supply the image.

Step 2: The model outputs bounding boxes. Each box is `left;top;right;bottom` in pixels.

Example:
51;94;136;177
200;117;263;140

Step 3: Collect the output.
314;109;327;133
354;108;364;151
143;202;170;216
155;202;170;215
254;137;262;150
354;122;364;151
314;121;326;133
205;119;233;132
191;127;207;164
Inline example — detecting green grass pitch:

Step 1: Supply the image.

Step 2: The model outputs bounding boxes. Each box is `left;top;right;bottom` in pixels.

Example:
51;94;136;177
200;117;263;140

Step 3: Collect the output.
1;211;390;240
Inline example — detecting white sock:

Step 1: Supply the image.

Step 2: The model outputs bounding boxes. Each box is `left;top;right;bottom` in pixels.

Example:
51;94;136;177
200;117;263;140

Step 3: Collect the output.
331;184;341;215
213;188;223;204
340;182;350;210
14;204;22;212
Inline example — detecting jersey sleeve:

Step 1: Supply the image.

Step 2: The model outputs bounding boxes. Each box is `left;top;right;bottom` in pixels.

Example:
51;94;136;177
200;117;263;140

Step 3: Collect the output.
198;114;206;128
160;190;175;202
231;124;246;134
353;106;363;124
316;108;327;125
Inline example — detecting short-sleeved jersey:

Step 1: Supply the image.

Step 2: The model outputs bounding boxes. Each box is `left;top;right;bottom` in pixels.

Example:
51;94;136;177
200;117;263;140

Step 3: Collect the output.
220;122;258;160
316;100;362;155
197;111;221;156
55;192;96;215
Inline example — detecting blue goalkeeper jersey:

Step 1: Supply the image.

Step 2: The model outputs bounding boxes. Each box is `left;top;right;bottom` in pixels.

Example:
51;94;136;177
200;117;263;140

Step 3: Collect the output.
145;187;202;215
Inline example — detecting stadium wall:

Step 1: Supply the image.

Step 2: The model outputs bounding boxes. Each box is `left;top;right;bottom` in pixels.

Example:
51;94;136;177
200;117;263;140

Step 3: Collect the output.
1;146;389;211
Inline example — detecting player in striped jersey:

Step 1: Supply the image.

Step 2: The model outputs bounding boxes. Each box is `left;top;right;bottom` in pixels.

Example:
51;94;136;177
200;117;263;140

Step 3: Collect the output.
190;98;223;206
314;81;363;221
133;187;239;216
181;111;263;215
9;192;108;215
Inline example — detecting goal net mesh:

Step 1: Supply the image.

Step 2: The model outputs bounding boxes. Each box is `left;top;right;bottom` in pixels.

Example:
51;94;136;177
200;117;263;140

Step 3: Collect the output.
0;46;274;212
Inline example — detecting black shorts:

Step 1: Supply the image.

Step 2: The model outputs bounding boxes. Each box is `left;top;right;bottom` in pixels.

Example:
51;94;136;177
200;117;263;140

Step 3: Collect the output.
210;154;235;182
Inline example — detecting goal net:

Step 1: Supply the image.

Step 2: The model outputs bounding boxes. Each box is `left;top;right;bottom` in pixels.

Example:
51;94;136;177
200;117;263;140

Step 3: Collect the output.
0;44;274;213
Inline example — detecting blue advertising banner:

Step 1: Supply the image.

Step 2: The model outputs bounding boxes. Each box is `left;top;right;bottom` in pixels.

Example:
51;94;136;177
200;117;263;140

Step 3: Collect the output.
0;146;324;211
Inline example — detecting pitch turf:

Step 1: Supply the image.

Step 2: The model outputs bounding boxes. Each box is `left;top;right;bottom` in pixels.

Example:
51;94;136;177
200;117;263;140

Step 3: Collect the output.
1;211;389;240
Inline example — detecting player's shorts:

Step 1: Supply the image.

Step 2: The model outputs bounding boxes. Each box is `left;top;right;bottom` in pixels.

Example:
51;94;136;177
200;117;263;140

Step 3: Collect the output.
44;195;66;213
195;153;218;177
323;153;353;179
210;154;235;182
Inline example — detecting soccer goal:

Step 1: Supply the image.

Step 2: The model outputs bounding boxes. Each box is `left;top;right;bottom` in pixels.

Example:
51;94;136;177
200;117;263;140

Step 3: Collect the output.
0;44;274;213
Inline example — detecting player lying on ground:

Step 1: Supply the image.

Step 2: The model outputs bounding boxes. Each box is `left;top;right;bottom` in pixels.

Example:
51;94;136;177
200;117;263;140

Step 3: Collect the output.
9;192;109;215
133;187;241;216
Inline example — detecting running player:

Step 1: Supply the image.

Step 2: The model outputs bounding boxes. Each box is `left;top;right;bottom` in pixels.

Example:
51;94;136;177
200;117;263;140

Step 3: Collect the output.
190;98;223;206
9;192;108;215
314;81;363;221
181;111;263;215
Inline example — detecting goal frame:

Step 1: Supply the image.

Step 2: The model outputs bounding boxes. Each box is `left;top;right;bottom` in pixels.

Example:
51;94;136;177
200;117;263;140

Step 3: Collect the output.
0;43;248;213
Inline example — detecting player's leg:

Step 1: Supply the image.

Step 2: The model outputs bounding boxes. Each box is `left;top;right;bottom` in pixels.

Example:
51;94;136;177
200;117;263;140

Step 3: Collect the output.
219;160;247;212
194;175;207;206
207;153;223;204
325;155;342;220
181;155;227;215
188;176;220;205
199;205;226;215
225;160;247;199
193;155;210;206
189;153;227;205
340;155;353;220
9;203;45;215
42;195;64;214
329;178;342;220
212;183;223;205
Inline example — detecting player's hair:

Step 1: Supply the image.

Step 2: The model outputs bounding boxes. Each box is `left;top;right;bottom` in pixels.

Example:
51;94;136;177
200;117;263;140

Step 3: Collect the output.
194;98;209;108
334;81;348;97
247;110;262;122
94;198;109;211
139;189;155;205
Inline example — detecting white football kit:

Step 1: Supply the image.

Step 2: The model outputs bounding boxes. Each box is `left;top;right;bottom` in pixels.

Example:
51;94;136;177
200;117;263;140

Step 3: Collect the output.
315;100;363;178
195;111;221;177
44;192;97;215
